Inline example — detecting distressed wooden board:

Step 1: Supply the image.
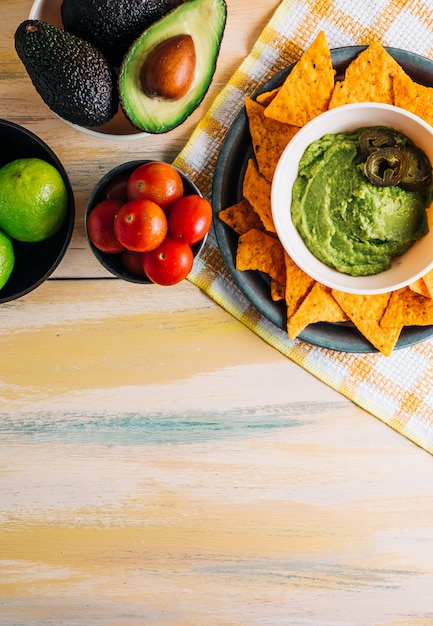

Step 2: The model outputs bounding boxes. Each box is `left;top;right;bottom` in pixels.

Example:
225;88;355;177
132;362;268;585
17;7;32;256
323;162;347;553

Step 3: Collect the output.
1;279;433;625
1;409;433;625
1;1;433;624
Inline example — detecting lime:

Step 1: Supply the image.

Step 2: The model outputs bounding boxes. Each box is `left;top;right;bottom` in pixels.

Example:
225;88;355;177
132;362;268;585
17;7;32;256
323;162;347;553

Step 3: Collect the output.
0;230;14;289
0;157;68;242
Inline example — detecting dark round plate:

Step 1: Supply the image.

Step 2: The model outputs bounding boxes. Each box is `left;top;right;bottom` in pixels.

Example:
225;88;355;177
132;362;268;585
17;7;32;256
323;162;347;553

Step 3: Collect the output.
212;46;433;353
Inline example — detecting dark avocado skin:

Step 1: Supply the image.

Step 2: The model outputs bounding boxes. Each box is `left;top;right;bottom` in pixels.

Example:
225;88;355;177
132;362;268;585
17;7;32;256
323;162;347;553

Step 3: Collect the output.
61;0;185;66
14;20;118;127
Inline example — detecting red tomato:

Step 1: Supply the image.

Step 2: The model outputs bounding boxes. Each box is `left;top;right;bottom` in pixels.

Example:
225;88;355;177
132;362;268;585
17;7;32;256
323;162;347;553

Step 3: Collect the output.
142;236;194;286
120;250;147;278
167;195;212;244
127;161;184;210
114;199;167;252
87;199;125;254
102;171;129;202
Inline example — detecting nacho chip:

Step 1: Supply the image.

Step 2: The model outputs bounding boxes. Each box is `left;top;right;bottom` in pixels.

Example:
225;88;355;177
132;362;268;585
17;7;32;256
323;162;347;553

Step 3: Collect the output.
264;31;335;127
256;87;280;106
287;283;348;340
332;290;401;356
271;279;285;301
236;228;285;285
381;286;433;327
218;198;264;235
329;41;406;108
245;97;299;182
421;268;433;299
409;277;430;298
393;71;433;126
242;158;275;233
284;251;315;318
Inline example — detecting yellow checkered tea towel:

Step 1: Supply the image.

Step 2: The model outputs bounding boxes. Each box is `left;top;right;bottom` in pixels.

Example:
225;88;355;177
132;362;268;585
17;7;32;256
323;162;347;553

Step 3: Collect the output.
174;0;433;455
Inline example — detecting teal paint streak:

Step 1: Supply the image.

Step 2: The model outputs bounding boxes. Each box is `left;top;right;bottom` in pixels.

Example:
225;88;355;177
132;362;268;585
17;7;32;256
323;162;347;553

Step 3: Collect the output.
0;403;343;445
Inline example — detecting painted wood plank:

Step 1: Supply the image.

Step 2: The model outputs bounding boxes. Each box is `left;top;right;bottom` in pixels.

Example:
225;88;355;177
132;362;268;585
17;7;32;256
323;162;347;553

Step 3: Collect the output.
1;408;433;625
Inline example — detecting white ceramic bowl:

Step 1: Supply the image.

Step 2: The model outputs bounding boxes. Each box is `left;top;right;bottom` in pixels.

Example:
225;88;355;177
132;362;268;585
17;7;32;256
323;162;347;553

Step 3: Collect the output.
271;102;433;294
28;0;146;140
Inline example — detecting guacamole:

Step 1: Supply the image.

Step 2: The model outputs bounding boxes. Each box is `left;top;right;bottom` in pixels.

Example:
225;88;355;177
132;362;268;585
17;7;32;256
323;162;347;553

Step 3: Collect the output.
291;128;432;276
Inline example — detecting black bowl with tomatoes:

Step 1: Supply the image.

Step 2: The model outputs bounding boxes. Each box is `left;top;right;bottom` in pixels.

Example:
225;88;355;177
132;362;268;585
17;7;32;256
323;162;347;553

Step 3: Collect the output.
85;160;211;285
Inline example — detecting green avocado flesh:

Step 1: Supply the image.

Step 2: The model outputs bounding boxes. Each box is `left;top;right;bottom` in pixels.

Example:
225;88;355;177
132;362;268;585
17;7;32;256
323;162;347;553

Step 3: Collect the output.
291;128;432;276
119;0;227;133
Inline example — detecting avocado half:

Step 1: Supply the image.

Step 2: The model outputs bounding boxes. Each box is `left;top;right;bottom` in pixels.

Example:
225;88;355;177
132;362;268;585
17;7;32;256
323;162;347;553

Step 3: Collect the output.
118;0;227;134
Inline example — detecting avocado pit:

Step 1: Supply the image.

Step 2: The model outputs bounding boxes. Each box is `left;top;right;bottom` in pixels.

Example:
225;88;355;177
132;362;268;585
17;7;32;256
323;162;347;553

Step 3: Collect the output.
140;34;196;100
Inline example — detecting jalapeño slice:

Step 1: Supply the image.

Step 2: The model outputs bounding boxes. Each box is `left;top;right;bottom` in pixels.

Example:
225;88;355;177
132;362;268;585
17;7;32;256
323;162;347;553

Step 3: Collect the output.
359;127;398;158
399;145;432;191
365;146;408;187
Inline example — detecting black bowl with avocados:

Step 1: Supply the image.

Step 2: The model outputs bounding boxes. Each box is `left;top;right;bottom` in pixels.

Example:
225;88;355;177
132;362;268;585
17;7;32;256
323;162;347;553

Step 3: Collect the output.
0;119;75;304
85;160;207;284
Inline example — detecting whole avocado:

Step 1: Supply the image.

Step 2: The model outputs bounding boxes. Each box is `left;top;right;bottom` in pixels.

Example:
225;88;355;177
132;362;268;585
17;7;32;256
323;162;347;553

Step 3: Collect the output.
61;0;185;66
14;20;118;127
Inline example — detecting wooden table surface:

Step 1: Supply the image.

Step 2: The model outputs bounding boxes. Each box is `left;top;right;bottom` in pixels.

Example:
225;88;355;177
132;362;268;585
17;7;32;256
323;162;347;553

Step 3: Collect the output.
1;1;433;624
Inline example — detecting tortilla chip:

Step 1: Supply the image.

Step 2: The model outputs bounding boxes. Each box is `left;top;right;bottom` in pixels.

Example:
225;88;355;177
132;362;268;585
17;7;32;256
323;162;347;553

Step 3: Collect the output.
421;268;433;299
218;198;264;235
284;251;315;318
332;290;401;356
329;41;406;108
256;87;280;106
287;283;348;340
236;228;286;285
242;158;275;233
271;279;285;301
409;277;430;298
264;31;335;127
245;97;299;182
393;71;433;126
381;286;433;327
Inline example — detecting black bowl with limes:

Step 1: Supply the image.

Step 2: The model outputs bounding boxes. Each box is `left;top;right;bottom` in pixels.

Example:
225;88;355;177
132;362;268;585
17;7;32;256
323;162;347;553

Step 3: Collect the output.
0;119;75;303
